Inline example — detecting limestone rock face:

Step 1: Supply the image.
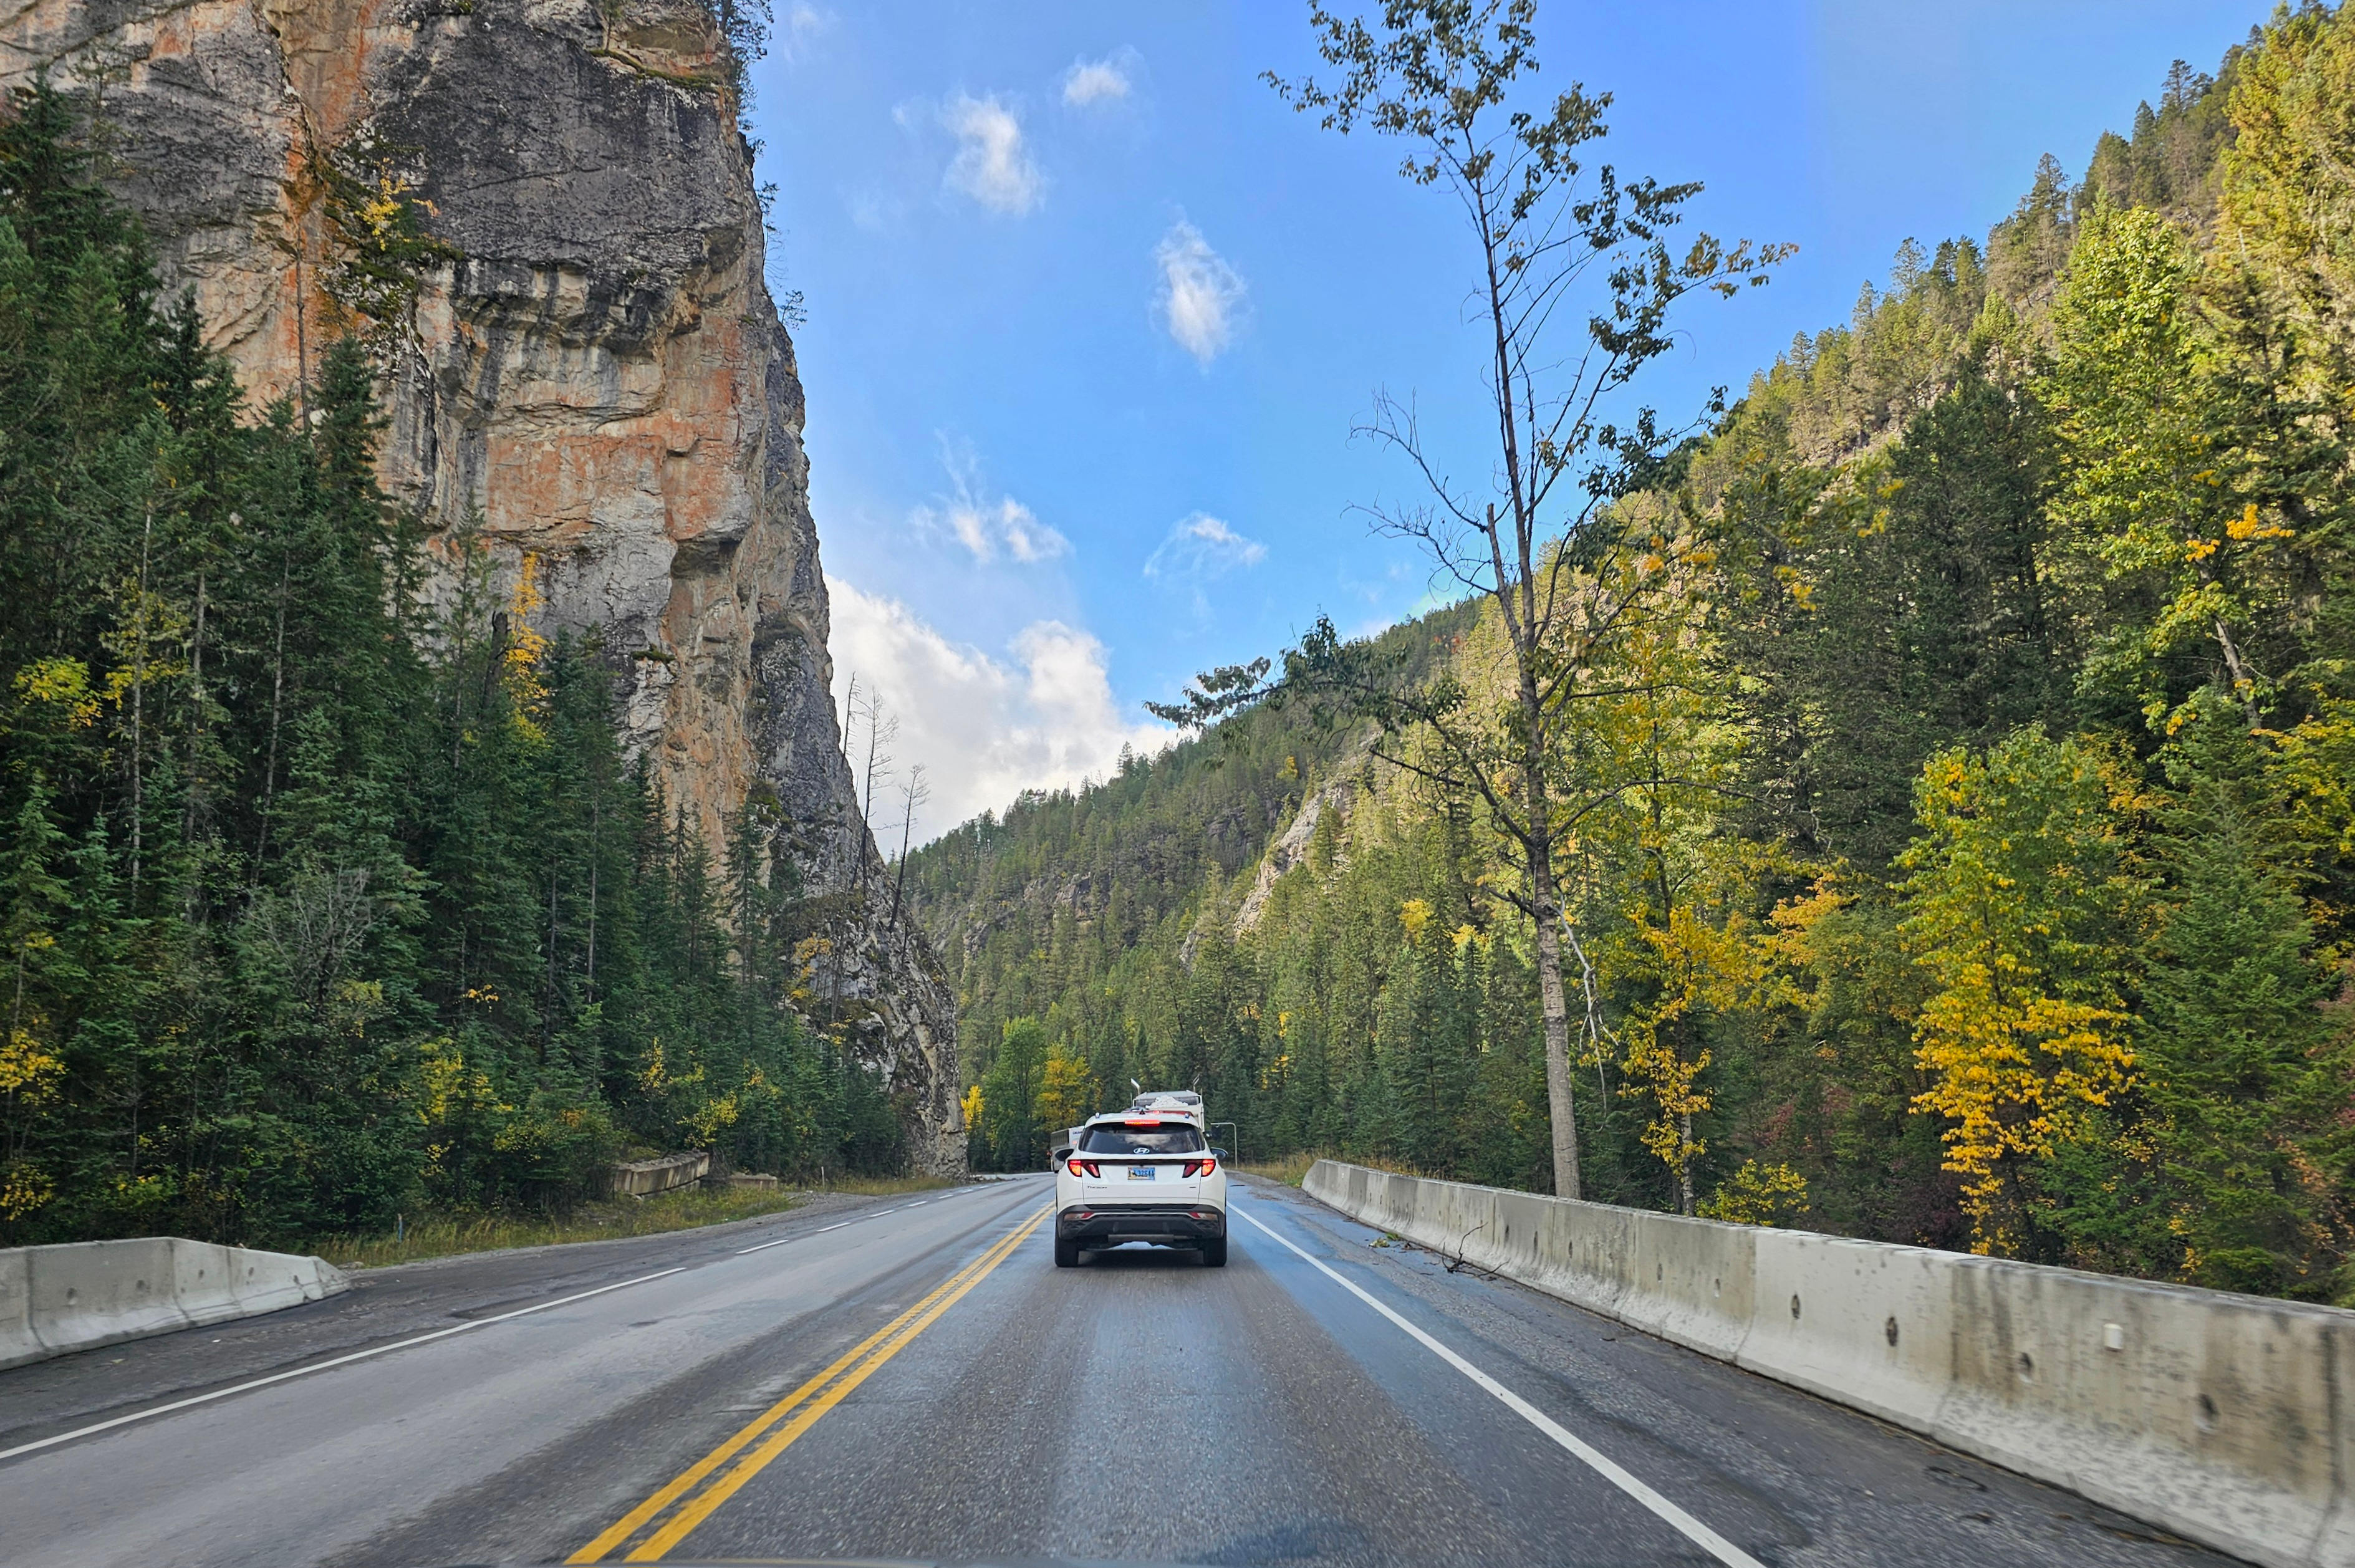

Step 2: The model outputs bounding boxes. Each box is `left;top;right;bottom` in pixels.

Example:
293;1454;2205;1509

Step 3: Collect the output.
1;0;965;1172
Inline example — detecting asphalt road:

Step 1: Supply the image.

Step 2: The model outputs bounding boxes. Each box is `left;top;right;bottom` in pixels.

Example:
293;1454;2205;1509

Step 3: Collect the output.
0;1175;2239;1568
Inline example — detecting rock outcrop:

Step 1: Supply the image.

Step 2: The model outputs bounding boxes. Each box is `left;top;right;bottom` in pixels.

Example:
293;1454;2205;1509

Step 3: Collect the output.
1;0;965;1171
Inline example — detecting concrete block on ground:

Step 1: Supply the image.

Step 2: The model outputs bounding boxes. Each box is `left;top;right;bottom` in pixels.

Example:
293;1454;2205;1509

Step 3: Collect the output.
607;1152;710;1198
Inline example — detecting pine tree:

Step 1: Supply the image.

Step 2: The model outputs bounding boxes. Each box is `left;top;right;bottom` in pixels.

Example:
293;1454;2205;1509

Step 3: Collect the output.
2140;701;2344;1295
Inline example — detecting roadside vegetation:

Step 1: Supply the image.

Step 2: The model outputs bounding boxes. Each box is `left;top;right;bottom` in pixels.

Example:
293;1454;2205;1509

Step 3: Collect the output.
1235;1153;1319;1187
312;1171;958;1270
0;83;910;1252
915;2;2355;1304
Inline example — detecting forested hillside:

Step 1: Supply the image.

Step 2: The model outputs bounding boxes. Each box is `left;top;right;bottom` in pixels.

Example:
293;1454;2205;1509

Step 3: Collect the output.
908;6;2355;1302
0;85;907;1249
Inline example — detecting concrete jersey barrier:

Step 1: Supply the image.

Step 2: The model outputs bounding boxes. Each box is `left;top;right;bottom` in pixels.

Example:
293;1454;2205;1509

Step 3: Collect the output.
1302;1158;2347;1568
608;1151;710;1198
0;1237;348;1372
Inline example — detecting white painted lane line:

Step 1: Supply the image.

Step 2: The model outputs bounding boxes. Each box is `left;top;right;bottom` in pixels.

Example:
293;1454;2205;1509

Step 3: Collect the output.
738;1207;893;1254
734;1235;797;1255
907;1200;927;1207
0;1267;688;1465
1233;1204;1765;1568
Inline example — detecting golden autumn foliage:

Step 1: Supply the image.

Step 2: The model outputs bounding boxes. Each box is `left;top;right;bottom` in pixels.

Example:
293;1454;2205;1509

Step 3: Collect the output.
1898;734;2140;1254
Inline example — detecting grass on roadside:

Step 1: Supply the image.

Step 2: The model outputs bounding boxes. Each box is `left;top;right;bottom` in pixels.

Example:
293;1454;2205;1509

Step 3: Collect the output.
1235;1151;1319;1186
1235;1151;1448;1186
314;1171;960;1269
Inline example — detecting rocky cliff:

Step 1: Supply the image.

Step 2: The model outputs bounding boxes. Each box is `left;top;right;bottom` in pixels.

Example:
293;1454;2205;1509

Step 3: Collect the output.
0;0;965;1171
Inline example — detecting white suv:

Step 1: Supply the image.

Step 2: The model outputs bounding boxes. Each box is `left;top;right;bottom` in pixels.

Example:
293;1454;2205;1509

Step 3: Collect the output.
1054;1111;1228;1267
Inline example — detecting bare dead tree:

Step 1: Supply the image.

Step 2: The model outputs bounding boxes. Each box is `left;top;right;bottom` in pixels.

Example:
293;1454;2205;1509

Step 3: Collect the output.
854;688;897;897
889;764;930;928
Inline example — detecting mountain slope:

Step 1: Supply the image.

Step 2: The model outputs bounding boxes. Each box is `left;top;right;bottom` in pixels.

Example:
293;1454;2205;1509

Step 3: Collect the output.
904;15;2355;1305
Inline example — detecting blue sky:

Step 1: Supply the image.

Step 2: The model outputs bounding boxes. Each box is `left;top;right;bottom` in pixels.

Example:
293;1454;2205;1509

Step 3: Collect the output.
743;0;2273;842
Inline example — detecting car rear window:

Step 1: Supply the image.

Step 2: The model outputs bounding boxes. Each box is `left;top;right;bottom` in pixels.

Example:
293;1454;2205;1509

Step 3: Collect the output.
1080;1124;1205;1155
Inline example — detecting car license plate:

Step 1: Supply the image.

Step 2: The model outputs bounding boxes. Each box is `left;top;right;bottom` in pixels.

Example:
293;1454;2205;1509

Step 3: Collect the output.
1127;1165;1154;1181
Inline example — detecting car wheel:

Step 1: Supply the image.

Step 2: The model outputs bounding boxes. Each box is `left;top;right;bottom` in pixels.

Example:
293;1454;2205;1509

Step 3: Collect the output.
1054;1237;1081;1268
1203;1235;1228;1267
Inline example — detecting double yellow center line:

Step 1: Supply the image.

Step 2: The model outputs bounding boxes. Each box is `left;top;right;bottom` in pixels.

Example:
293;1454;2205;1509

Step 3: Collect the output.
569;1201;1052;1564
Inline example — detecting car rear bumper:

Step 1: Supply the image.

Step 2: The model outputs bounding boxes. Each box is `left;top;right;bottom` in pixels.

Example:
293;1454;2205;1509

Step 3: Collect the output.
1058;1203;1226;1246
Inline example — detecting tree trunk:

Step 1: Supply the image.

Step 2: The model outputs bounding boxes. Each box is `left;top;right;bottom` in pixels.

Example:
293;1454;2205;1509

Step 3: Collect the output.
183;569;206;858
256;547;291;870
1527;791;1581;1201
128;504;152;898
2213;617;2261;729
1678;1110;1695;1214
584;779;600;1005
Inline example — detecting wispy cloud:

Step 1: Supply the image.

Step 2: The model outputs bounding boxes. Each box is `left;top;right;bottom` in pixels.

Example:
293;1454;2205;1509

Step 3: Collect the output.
942;93;1043;215
778;4;832;61
912;441;1069;565
1061;52;1133;107
1155;219;1246;366
1144;512;1266;580
830;582;1172;842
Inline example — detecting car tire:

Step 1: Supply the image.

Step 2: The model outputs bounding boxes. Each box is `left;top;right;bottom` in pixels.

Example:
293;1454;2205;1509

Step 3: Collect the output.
1054;1237;1081;1268
1203;1235;1228;1267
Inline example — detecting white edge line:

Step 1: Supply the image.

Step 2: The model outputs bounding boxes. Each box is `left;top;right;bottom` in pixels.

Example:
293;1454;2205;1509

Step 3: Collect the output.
734;1235;796;1255
1232;1204;1766;1568
0;1266;688;1465
814;1221;849;1234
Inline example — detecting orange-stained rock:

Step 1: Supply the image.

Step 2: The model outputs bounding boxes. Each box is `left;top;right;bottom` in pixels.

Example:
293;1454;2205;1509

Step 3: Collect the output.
1;0;965;1173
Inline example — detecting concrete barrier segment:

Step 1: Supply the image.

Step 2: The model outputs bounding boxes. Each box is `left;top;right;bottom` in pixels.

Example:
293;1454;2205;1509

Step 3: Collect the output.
1301;1159;2348;1568
170;1239;253;1327
0;1249;34;1369
0;1238;350;1372
28;1238;186;1359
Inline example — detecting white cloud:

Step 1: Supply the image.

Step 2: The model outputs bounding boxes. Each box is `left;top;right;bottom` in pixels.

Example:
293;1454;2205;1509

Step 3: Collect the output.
911;441;1069;564
1144;512;1266;580
1154;219;1246;365
1062;54;1132;107
779;4;832;60
830;582;1172;842
942;93;1043;215
847;188;906;232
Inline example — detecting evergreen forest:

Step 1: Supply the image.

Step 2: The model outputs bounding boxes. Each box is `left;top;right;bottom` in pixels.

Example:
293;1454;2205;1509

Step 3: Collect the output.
0;83;908;1249
907;6;2355;1304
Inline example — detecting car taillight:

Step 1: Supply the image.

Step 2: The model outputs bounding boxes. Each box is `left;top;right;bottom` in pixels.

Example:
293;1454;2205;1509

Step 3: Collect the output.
1066;1158;1100;1178
1184;1158;1218;1178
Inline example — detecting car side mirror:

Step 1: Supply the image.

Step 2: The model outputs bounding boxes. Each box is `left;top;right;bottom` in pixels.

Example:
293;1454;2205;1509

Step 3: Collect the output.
1052;1145;1074;1163
1211;1148;1229;1161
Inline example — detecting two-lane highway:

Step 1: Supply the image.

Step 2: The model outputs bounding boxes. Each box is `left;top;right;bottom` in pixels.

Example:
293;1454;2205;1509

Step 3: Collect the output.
0;1178;2237;1567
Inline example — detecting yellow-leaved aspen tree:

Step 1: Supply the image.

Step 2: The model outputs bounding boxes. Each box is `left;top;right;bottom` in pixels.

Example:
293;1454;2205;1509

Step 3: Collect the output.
1897;731;2139;1255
